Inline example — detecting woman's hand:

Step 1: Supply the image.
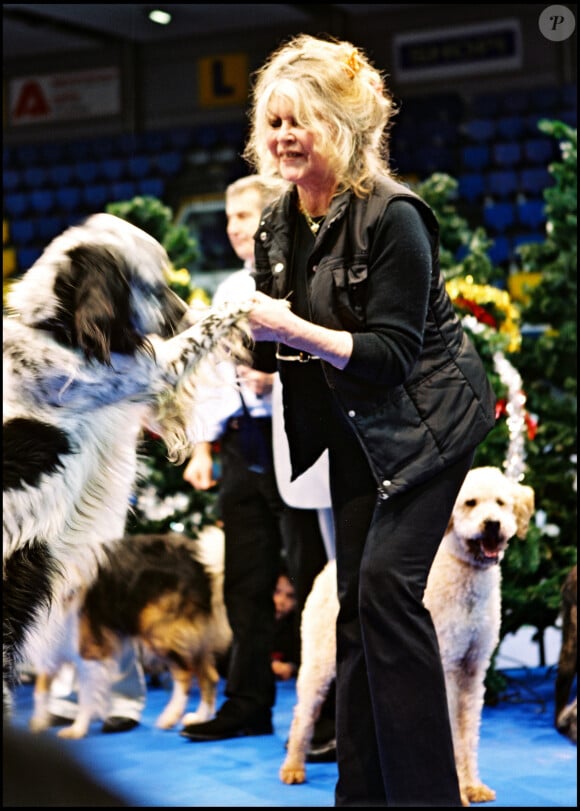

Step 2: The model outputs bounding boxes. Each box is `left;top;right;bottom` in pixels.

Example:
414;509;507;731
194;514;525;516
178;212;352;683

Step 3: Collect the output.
248;291;353;370
183;442;216;490
247;291;293;343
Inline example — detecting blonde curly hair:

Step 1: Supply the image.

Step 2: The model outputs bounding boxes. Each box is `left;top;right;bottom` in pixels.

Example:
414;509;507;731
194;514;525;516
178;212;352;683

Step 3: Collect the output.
243;34;396;198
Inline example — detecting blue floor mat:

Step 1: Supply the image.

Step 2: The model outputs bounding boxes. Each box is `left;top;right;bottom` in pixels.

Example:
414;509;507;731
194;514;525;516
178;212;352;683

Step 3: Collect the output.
4;666;577;807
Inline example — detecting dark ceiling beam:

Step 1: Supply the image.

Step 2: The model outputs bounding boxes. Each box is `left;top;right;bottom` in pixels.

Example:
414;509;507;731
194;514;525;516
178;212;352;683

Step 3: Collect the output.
2;7;126;47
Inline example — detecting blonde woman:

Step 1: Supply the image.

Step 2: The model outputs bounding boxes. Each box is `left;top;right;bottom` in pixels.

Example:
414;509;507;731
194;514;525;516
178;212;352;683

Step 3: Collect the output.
245;34;496;807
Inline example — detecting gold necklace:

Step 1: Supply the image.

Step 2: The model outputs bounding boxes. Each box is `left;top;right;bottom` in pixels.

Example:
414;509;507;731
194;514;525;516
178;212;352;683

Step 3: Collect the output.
299;202;324;235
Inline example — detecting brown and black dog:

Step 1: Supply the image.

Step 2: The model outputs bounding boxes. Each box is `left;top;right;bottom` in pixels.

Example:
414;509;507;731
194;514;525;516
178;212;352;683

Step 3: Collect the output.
31;527;232;737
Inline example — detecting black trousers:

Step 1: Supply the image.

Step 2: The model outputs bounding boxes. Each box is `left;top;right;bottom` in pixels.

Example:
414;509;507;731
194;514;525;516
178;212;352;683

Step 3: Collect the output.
327;408;472;807
218;420;286;713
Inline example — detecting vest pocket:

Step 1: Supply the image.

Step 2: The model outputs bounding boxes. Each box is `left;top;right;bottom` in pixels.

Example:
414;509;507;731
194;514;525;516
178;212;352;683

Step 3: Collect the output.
328;262;368;330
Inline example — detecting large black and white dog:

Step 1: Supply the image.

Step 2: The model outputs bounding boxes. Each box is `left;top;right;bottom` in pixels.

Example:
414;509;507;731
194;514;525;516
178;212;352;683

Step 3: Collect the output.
3;212;250;708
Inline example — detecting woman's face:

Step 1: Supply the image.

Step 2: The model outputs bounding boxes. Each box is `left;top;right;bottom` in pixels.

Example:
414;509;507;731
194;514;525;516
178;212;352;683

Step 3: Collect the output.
265;95;333;192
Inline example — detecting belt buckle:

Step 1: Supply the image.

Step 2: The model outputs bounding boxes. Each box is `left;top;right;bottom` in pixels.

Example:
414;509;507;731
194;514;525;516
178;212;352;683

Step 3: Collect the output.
275;349;319;363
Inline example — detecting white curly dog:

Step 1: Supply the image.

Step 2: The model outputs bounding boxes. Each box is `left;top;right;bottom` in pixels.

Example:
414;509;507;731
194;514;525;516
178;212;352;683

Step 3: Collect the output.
281;466;535;807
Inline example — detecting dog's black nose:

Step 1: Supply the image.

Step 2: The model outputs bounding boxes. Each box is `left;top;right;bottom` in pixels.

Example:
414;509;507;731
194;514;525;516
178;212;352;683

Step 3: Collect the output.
483;520;501;539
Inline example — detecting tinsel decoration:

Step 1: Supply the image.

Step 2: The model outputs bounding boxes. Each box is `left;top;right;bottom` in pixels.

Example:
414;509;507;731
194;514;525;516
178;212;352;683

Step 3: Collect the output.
492;351;528;482
446;277;533;482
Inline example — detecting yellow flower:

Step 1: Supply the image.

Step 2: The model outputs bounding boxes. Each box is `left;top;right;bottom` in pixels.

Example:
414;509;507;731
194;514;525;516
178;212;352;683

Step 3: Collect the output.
167;267;191;287
446;276;521;352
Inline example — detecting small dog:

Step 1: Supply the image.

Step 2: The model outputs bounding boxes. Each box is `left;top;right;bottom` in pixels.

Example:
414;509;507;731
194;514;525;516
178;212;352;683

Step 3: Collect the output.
554;564;577;744
30;527;232;738
3;212;249;710
280;466;535;808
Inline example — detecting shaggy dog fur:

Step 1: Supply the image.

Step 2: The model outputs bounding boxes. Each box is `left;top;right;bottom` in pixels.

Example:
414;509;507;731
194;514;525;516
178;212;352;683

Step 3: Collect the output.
554;564;577;745
280;466;535;808
30;528;232;738
3;213;249;712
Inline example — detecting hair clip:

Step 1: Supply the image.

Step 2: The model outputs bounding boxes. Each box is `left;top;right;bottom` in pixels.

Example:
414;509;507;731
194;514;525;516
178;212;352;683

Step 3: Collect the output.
343;49;362;78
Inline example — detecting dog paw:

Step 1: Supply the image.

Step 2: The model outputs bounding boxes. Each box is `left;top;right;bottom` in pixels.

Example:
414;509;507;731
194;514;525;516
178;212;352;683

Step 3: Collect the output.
465;783;496;803
181;710;212;726
56;723;89;740
29;717;50;733
279;762;307;785
155;712;179;729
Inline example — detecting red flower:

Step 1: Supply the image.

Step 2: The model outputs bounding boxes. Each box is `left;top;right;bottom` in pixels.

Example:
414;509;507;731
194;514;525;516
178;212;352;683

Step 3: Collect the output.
525;413;538;440
455;296;498;329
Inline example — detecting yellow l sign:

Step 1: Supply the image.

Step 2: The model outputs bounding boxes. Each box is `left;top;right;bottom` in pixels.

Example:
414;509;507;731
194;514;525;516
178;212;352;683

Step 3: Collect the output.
198;53;248;108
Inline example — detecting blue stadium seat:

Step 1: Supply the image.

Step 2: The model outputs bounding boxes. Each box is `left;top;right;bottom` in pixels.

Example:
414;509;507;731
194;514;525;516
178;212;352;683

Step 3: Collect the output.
461;145;491;171
55;186;82;212
110;181;138;202
483;201;516;233
101;158;126;181
512;232;545;251
487;236;511;265
48;164;75;186
457;173;485;202
22;166;50;188
4;192;30;218
415;145;454;175
462;118;496;142
155;151;183;176
36;215;65;242
4;169;21;191
519;167;553;195
29;189;56;215
17;245;43;271
492;142;522;168
83;184;110;210
496;116;526;140
9;218;37;245
138;177;165;197
517;199;547;229
486;170;519;199
127;155;152;179
525;112;545;136
74;161;101;184
523;138;557;165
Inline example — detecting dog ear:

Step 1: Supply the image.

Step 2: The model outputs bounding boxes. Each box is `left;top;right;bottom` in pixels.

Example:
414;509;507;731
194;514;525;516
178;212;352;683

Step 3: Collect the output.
66;244;146;364
512;482;535;539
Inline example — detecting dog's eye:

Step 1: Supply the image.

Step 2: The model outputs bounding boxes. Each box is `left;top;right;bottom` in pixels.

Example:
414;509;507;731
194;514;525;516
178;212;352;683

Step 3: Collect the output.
465;498;477;508
496;498;505;507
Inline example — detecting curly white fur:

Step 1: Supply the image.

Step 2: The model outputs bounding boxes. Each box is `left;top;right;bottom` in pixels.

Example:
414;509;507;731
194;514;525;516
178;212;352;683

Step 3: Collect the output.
280;467;535;808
